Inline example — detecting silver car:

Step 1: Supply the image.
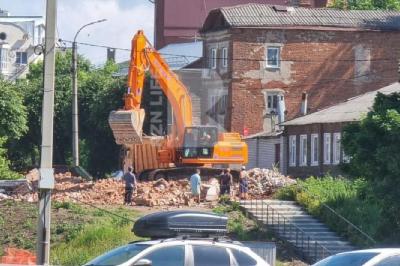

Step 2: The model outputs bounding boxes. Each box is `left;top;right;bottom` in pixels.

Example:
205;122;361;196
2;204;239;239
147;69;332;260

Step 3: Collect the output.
313;248;400;266
84;238;270;266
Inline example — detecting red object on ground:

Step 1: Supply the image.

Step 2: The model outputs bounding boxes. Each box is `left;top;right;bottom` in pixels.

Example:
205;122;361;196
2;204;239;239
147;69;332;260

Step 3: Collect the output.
1;248;36;265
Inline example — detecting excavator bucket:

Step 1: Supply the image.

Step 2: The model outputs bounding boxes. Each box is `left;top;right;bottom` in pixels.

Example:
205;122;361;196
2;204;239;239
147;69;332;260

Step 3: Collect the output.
108;109;145;145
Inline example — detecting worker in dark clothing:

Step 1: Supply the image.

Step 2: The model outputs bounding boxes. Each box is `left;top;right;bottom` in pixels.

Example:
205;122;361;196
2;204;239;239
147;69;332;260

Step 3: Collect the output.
220;168;233;197
123;166;137;205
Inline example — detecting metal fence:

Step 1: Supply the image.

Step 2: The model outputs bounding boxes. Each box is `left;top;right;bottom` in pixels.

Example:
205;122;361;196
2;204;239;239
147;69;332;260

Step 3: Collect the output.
243;199;332;264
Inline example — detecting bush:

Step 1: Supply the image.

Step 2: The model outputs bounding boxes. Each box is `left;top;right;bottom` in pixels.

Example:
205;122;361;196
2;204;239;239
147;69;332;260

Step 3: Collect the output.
0;137;22;180
276;176;383;246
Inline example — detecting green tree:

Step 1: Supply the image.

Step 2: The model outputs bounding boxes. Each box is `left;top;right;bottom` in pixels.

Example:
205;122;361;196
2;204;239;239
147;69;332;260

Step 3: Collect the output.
9;51;125;177
330;0;400;10
0;80;27;139
342;92;400;241
0;80;27;179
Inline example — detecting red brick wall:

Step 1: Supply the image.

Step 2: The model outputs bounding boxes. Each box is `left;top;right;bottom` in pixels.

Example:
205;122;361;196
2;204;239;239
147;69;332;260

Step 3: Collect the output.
226;28;400;134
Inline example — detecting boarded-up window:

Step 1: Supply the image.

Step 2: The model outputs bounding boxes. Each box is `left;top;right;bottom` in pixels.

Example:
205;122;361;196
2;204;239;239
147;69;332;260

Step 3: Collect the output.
324;133;331;165
354;45;370;78
299;135;307;166
289;135;296;167
311;134;319;166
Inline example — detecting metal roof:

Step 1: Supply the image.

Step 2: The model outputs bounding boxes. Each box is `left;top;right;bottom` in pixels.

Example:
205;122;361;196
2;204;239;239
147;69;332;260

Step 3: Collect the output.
115;41;203;76
283;82;400;126
202;4;400;31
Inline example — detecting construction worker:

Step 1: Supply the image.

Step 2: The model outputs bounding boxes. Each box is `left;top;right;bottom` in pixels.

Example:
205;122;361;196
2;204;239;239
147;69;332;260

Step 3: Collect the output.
239;166;249;200
190;169;202;204
220;168;233;197
123;166;137;205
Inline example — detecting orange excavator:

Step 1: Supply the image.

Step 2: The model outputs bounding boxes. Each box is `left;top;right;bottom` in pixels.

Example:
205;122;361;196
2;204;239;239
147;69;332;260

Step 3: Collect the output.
108;30;247;178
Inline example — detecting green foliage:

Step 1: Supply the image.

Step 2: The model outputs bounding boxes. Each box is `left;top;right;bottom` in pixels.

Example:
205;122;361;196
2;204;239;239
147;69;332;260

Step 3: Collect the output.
0;137;22;180
0;80;27;139
9;52;125;176
329;0;400;10
342;92;400;241
276;176;384;246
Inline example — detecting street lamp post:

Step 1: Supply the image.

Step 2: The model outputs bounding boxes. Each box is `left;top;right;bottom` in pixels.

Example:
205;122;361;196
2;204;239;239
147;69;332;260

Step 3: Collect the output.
72;19;106;167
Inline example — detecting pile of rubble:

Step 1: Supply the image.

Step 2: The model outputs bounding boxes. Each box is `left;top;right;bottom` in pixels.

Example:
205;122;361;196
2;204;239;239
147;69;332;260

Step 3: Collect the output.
244;168;296;198
1;167;295;205
4;170;220;207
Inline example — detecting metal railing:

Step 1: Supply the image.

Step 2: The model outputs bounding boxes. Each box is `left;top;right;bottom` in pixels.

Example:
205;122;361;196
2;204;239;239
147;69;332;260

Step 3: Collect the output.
297;185;377;247
242;199;332;264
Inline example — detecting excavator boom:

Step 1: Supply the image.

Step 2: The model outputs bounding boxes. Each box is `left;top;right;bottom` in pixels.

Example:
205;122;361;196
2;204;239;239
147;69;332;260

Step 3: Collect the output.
108;30;192;147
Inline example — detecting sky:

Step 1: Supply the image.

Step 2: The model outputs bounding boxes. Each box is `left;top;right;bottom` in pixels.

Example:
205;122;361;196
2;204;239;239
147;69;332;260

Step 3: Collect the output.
0;0;154;64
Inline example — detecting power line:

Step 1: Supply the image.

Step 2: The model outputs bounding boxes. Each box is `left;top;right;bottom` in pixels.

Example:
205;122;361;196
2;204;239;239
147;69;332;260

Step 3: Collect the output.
58;38;400;63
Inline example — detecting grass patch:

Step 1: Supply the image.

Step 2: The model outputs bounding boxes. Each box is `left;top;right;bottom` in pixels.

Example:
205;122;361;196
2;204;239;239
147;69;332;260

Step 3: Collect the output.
276;176;383;246
0;200;142;265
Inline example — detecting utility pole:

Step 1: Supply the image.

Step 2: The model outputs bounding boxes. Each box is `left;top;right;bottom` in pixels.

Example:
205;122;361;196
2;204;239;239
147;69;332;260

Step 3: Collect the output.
37;0;57;264
71;19;106;167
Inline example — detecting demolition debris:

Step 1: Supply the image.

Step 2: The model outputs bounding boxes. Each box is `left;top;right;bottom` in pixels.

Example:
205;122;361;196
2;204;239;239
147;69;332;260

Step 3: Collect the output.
2;168;296;206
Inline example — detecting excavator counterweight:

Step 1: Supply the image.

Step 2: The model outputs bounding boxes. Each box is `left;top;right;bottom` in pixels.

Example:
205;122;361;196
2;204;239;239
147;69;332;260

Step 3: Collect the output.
108;109;145;145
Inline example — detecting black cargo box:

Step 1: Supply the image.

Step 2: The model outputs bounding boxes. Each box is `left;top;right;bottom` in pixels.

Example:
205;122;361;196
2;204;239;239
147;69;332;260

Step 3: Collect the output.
133;210;228;238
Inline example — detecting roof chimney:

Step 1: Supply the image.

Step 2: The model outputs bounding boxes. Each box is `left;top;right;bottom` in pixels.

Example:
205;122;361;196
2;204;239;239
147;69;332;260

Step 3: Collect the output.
300;92;308;116
107;48;115;62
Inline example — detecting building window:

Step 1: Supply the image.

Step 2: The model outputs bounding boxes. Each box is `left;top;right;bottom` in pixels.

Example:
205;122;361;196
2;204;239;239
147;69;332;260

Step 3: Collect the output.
289;135;296;167
266;47;280;68
299;135;307;166
323;133;331;165
0;48;8;70
354;45;370;78
222;47;228;68
16;52;28;65
264;91;284;114
311;134;319;166
210;48;217;69
333;133;341;165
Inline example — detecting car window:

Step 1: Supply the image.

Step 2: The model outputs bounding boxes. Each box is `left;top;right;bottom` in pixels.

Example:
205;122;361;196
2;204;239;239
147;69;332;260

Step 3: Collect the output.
376;255;400;266
84;244;149;266
313;252;379;266
141;245;185;266
192;245;231;266
230;248;257;266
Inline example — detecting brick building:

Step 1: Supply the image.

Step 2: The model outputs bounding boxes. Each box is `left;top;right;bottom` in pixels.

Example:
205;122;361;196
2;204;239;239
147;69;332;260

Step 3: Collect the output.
154;0;328;49
200;4;400;136
282;82;400;177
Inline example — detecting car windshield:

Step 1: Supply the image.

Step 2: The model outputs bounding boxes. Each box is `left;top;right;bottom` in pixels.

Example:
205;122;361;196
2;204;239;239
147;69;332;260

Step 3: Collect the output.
85;243;150;266
313;252;379;266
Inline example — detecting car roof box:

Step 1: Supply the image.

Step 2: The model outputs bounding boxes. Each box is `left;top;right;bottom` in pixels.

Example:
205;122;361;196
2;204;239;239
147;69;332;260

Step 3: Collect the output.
133;210;228;238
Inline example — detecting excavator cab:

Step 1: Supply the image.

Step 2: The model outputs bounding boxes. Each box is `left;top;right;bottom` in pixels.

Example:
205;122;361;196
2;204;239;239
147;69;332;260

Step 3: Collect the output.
182;126;218;158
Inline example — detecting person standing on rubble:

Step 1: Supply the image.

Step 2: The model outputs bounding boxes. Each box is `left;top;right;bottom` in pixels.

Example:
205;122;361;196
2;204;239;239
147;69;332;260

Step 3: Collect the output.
123;166;137;205
190;169;202;204
239;166;249;200
220;168;233;197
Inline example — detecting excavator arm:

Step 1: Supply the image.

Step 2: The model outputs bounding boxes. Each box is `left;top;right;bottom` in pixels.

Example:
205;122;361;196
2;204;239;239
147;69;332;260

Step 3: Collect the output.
109;30;192;147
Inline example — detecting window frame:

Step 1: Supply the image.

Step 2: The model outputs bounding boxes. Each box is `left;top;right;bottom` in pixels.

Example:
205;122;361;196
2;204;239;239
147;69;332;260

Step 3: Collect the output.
210;48;217;69
289;135;297;167
323;133;331;165
311;133;319;166
221;47;228;68
16;51;28;65
333;132;341;165
299;134;307;166
266;46;280;69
